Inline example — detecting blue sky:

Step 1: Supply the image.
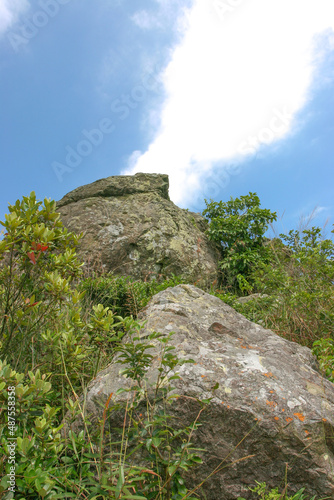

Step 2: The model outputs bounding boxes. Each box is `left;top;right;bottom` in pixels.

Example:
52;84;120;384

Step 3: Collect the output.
1;0;334;238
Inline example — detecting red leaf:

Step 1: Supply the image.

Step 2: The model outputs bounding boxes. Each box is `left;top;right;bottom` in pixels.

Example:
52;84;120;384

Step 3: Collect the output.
41;245;48;252
27;252;36;265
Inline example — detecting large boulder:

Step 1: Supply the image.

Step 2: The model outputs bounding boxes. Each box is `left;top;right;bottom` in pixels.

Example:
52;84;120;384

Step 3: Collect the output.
57;173;220;284
75;285;334;499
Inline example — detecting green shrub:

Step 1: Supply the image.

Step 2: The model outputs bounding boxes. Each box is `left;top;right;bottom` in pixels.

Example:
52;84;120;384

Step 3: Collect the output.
202;192;277;294
0;359;63;498
248;226;334;348
0;192;83;370
0;192;126;394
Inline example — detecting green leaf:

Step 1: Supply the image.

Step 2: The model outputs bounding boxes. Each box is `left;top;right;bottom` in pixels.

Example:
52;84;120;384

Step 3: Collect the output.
120;496;148;500
152;436;161;447
115;465;125;498
146;438;152;451
0;476;9;488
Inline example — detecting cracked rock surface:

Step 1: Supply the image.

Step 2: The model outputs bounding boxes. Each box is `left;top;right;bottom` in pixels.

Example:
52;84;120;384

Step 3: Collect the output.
57;173;219;283
71;285;334;499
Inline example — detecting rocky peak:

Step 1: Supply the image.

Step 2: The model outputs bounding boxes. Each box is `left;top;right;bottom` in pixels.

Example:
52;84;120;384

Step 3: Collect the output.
56;173;220;283
57;172;170;208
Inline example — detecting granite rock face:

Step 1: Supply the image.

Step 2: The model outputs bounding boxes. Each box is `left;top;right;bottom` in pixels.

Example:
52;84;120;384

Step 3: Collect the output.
74;285;334;499
57;173;219;284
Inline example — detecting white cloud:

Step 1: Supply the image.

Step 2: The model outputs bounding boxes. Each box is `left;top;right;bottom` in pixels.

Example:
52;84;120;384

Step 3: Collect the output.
123;0;334;207
0;0;30;36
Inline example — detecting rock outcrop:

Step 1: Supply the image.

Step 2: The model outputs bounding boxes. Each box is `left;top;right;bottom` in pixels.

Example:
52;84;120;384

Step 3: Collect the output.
57;173;219;284
73;285;334;499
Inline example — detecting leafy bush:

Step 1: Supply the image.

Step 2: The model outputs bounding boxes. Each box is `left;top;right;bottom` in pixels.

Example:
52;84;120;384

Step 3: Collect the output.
0;359;63;498
203;192;277;294
0;192;83;370
0;192;126;393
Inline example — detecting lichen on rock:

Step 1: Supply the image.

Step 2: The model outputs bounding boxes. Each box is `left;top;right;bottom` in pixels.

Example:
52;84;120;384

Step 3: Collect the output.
57;173;220;284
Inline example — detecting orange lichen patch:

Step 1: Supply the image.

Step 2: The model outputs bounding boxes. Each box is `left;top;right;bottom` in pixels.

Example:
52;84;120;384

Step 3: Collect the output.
304;430;310;435
322;418;327;422
240;345;248;349
274;417;279;421
269;390;274;394
294;413;305;422
285;417;293;423
263;372;274;378
201;375;206;378
266;400;277;408
282;409;285;412
227;405;230;409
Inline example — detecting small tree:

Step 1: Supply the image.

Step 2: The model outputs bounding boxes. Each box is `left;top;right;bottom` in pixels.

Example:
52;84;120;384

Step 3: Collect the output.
0;192;84;369
202;192;277;294
0;191;126;391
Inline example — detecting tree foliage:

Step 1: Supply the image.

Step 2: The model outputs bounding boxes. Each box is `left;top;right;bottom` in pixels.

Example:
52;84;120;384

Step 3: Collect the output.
202;192;277;293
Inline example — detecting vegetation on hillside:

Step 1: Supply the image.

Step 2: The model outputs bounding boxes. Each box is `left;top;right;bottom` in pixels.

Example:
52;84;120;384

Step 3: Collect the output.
0;191;333;499
203;193;334;381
